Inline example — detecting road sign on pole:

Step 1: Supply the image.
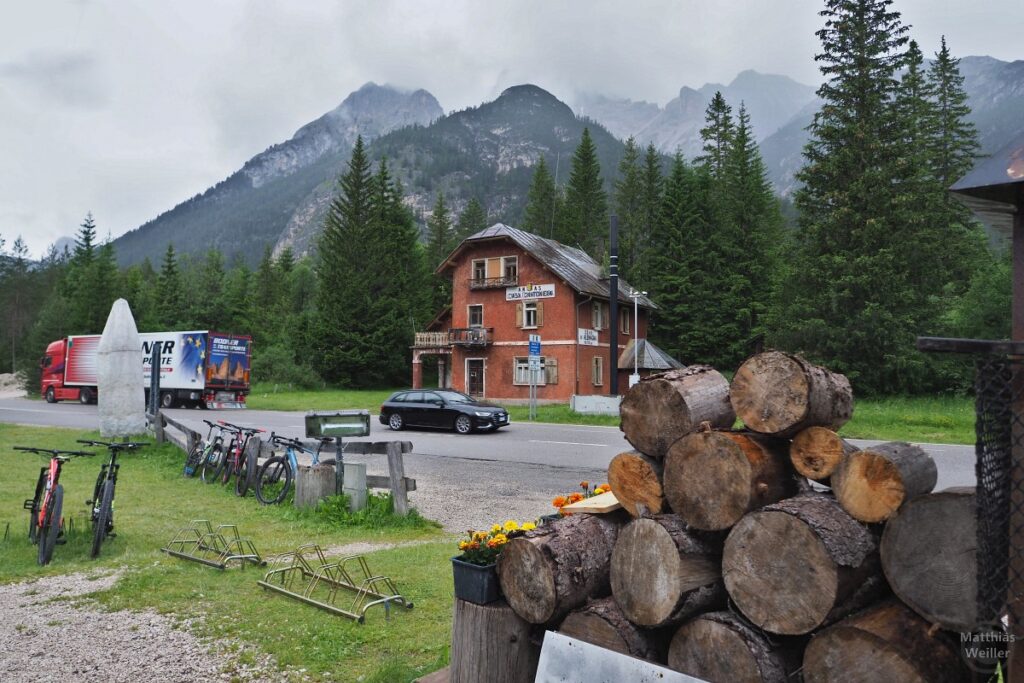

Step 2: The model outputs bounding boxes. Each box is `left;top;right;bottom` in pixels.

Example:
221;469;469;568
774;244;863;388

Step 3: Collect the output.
528;334;541;420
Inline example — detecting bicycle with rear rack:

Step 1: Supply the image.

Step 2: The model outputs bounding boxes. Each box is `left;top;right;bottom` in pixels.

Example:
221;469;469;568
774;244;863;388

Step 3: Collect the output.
254;433;336;505
15;446;95;565
215;421;265;497
77;439;148;558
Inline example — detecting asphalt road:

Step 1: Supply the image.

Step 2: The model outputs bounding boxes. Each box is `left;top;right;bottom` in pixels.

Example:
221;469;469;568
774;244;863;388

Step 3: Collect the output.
0;396;977;490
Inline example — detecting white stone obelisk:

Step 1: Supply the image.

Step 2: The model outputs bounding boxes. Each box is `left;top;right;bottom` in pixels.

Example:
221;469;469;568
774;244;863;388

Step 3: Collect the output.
97;299;147;436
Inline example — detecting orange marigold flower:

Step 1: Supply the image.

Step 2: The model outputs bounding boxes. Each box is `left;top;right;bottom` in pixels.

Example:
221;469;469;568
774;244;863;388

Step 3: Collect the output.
469;541;480;550
600;483;610;491
568;492;584;504
580;481;589;489
552;496;567;508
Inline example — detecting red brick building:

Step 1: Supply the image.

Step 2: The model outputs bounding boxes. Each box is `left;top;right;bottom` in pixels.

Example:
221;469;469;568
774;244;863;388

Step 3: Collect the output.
412;224;667;402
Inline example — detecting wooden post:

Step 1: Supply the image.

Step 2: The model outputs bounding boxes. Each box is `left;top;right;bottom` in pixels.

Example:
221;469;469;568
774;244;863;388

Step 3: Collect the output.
450;598;539;683
154;409;165;444
334;437;345;496
343;462;367;512
387;441;409;516
294;465;335;509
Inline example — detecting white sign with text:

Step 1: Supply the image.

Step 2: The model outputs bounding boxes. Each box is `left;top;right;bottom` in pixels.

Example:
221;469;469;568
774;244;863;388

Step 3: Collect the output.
506;283;555;301
577;328;599;346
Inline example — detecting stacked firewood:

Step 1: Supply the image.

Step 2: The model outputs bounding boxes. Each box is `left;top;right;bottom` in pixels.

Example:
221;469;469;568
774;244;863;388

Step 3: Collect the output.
494;351;976;682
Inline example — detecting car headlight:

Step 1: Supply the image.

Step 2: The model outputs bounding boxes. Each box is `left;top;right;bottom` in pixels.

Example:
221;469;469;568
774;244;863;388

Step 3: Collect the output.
474;411;491;418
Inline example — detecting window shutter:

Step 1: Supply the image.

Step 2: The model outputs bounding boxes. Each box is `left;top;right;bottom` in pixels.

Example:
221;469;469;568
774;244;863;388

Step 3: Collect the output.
545;358;558;384
516;303;523;328
486;257;502;278
536;301;544;327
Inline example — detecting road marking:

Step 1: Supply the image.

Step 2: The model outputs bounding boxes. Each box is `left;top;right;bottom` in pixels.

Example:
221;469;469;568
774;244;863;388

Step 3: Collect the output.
0;407;57;414
528;439;614;447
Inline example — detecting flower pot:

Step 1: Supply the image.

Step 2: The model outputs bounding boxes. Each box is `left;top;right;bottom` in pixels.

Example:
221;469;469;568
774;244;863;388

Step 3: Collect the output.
452;556;500;604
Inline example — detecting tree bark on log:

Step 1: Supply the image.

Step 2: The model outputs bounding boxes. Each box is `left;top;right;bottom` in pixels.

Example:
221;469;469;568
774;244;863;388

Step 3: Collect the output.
497;513;622;625
790;427;858;482
619;366;735;458
722;493;884;635
558;596;666;661
449;598;540;683
880;487;978;632
663;431;799;531
607;451;666;517
730;351;853;439
610;515;724;628
667;611;799;683
831;442;937;522
802;600;967;683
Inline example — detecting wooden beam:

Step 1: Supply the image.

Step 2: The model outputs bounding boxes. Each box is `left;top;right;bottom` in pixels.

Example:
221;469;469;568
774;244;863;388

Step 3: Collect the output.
366;474;417;492
387;441;410;516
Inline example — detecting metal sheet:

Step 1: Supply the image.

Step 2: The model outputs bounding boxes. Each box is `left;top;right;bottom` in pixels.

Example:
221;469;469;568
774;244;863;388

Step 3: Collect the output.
534;631;706;683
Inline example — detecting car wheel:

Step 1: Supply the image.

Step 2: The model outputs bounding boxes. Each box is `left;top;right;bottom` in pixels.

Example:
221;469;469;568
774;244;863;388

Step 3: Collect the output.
388;413;404;431
45;387;56;403
79;388;93;405
454;415;473;435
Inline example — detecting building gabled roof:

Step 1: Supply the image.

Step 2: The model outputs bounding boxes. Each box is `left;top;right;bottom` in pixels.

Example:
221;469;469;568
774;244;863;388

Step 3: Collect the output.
617;339;684;371
438;223;657;309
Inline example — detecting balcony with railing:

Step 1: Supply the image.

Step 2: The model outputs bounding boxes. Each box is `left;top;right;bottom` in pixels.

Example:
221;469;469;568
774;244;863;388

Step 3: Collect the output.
469;275;518;290
413;328;494;348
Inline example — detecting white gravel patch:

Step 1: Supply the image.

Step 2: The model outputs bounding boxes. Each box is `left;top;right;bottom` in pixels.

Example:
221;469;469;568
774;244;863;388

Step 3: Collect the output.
0;372;25;398
0;571;286;682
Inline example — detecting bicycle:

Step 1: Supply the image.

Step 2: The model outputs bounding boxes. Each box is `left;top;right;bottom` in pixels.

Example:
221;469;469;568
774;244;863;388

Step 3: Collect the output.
254;433;336;505
201;421;234;484
186;420;225;479
77;439;148;558
15;446;95;565
215;421;265;497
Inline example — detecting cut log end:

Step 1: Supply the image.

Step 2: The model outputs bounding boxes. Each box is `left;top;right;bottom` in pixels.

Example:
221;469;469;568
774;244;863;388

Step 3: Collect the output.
558;596;663;661
607;451;665;517
731;352;810;434
832;443;937;523
498;539;557;624
668;612;794;683
790;427;857;481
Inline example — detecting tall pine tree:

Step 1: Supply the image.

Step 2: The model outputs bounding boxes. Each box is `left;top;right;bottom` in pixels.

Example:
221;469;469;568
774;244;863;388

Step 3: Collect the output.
614;138;645;283
156;243;185;328
560;128;608;256
521;157;562;238
456;197;488;240
426;192;456;312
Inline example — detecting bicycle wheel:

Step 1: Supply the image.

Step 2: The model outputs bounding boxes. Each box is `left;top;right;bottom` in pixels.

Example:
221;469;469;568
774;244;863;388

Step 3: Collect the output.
235;449;255;497
183;440;205;477
90;480;114;558
199;446;223;483
220;453;236;486
28;469;46;544
38;485;63;566
254;457;292;505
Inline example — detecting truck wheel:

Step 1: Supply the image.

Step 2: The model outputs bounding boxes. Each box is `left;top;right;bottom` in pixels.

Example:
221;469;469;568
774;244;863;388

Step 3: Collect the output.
160;392;176;409
45;387;56;403
79;388;93;405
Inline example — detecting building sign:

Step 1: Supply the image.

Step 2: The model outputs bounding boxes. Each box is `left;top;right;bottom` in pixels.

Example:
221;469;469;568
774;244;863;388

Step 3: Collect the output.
506;283;555;301
577;328;599;346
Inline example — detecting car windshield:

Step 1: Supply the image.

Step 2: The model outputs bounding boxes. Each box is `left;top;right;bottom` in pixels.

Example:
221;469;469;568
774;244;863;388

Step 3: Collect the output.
436;390;475;404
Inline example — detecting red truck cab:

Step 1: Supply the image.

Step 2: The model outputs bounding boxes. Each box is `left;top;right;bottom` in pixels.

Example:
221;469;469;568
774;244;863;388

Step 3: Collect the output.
41;338;94;403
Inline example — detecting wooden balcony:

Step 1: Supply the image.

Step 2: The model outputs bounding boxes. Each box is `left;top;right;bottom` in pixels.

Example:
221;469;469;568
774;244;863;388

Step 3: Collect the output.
469;275;517;289
413;328;494;348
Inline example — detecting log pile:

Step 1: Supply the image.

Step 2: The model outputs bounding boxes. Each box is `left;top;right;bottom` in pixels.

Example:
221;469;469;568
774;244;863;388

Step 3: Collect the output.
467;353;978;681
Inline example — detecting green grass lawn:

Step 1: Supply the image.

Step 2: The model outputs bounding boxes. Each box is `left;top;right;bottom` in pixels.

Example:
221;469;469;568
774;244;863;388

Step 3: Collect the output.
248;383;975;444
0;423;452;682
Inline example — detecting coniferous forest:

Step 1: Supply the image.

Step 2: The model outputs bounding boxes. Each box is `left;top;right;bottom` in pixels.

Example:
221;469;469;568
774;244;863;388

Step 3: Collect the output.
0;0;1009;397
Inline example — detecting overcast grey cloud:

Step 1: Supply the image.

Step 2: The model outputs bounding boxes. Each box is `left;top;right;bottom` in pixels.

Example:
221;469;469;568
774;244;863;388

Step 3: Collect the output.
1;0;1020;257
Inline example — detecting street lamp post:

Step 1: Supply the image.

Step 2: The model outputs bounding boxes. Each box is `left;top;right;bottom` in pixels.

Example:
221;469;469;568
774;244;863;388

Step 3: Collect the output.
629;289;646;387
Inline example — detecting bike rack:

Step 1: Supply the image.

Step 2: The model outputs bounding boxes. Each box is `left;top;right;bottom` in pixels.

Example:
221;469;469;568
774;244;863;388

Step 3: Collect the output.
257;544;413;623
160;520;265;570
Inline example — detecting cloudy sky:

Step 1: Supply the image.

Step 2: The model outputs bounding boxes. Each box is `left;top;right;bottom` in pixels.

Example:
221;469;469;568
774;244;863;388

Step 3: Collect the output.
1;0;1020;257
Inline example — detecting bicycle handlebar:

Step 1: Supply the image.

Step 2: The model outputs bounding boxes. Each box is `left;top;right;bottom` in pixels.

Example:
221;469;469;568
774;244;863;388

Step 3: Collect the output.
76;439;149;451
14;446;96;458
202;419;220;429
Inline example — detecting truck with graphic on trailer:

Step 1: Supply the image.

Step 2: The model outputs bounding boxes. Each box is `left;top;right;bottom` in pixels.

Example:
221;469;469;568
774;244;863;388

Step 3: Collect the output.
40;331;251;409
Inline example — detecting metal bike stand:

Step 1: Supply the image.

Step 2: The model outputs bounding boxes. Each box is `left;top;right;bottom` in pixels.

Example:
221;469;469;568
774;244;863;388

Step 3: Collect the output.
160;519;265;569
257;543;413;623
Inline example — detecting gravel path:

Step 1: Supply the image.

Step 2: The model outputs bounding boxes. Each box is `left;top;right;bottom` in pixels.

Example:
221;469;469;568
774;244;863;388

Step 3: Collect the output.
0;571;285;682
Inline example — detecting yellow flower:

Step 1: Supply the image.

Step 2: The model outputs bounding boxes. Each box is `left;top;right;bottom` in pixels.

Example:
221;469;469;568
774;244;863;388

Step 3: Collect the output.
491;524;502;533
458;540;469;551
593;487;605;495
492;533;508;545
473;531;487;542
522;522;536;531
504;520;519;532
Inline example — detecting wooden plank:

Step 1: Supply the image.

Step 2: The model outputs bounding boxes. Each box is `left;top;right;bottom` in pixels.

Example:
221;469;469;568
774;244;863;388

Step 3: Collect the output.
343;441;413;455
154;409;165;444
387;441;410;516
366;474;417;492
559;491;621;514
414;667;450;683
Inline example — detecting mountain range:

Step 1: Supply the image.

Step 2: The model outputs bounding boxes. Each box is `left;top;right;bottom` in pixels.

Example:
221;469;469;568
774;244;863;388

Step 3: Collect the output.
112;56;1024;266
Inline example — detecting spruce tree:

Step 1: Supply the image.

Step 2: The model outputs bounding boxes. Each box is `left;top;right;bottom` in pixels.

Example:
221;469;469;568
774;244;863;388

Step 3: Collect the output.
614;138;644;283
426;192;455;312
156;243;184;328
560;128;608;256
698;93;734;180
456;197;488;240
771;0;918;393
522;156;561;238
929;36;980;188
633;144;664;288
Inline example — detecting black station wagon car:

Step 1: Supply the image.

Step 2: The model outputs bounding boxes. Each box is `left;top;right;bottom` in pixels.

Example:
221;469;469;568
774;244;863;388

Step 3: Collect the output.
379;389;509;434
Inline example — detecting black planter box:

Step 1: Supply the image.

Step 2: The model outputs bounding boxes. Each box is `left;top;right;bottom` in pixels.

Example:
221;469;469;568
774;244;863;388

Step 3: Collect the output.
452;556;500;604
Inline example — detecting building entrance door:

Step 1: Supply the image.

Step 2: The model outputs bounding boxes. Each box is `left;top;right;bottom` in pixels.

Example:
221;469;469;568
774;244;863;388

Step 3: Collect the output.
466;359;484;397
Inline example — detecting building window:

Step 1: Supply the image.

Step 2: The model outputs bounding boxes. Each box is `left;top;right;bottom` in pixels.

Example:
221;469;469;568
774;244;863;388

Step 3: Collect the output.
472;259;486;281
468;304;483;328
592;356;604;386
620;309;630;335
517;301;544;329
514;356;546;385
503;256;518;280
592;301;606;330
